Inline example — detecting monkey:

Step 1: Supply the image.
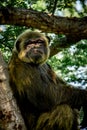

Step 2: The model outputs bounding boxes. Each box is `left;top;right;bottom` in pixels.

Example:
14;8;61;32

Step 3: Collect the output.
8;30;87;130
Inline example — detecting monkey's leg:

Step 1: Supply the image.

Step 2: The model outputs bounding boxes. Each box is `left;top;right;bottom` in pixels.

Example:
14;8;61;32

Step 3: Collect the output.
36;104;80;130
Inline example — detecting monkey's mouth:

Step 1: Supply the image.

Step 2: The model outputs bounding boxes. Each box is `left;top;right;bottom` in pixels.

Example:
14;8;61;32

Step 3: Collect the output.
26;49;43;59
33;49;43;54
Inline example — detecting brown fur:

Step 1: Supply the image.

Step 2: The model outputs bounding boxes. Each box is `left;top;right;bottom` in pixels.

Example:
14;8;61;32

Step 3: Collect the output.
8;30;87;130
36;105;79;130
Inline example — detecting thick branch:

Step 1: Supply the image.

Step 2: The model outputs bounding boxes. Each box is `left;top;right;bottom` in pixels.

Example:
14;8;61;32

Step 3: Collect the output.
0;52;27;130
50;36;69;56
0;7;87;43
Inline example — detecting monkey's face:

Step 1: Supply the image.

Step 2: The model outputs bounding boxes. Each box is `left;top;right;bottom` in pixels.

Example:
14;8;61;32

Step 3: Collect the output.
14;31;50;65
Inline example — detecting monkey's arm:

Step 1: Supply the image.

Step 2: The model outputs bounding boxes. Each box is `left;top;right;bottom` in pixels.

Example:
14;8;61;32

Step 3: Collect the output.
61;83;87;128
44;64;87;110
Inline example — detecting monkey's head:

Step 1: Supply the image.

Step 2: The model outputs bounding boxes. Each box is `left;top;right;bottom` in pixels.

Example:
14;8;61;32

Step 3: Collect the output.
13;30;50;65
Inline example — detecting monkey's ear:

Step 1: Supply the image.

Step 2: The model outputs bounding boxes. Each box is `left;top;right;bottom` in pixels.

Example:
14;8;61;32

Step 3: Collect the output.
15;40;21;52
46;36;50;43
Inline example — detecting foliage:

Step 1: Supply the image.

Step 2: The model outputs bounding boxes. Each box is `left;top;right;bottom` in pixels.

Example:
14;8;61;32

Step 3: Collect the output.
0;0;87;15
48;40;87;89
0;26;27;62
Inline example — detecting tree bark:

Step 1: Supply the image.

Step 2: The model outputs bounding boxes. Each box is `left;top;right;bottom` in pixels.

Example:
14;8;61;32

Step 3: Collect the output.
0;52;27;130
0;7;87;44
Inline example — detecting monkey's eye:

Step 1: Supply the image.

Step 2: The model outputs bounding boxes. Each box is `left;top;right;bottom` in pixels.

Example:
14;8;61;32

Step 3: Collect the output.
37;39;45;44
25;40;32;45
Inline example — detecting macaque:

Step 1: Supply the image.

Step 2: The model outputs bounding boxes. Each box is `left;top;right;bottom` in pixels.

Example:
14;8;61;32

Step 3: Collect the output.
8;30;87;130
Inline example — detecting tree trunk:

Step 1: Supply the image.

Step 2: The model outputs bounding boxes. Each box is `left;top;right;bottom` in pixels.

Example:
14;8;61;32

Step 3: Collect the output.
0;52;27;130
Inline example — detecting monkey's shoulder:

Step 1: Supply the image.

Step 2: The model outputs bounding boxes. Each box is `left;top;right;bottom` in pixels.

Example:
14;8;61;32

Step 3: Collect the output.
41;63;67;85
39;63;57;84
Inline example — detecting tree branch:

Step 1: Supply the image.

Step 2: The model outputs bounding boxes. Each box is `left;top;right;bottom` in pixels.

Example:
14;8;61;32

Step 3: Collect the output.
0;7;87;43
50;36;68;57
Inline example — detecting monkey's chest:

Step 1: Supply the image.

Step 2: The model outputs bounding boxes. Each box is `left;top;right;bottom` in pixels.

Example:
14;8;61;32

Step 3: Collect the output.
23;66;56;111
